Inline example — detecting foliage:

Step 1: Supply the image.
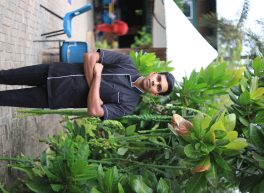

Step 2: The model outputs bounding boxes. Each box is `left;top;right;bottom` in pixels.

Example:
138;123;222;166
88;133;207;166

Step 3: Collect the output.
2;47;264;192
173;0;184;11
135;60;244;119
129;51;174;76
181;112;247;192
131;27;152;49
95;39;118;49
200;0;264;62
95;39;111;49
227;57;264;130
0;117;180;193
0;183;9;193
225;57;264;193
200;13;244;62
176;61;244;113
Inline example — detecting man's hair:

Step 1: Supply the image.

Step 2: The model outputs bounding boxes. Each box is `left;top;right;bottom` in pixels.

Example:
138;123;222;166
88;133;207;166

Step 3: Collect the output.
158;72;176;96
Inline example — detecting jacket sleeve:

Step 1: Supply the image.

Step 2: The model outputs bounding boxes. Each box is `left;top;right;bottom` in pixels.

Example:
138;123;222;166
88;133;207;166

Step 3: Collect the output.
97;49;134;68
100;103;134;120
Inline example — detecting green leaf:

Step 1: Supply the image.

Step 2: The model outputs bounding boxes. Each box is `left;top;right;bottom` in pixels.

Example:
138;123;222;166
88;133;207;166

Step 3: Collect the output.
239;91;251;105
231;86;242;96
259;179;264;193
204;131;216;145
249;124;264;152
251;88;264;100
223;138;247;150
8;166;34;179
50;184;63;192
214;153;231;172
157;178;169;193
117;147;128;156
252;57;264;76
71;161;97;181
223;114;236;131
98;164;105;191
201;116;211;130
184;144;204;159
253;152;264;169
254;111;264;125
131;176;153;193
224;131;238;142
104;167;115;193
126;125;137;136
41;166;58;181
118;183;125;193
0;183;9;193
239;116;249;127
250;76;259;94
90;187;102;193
229;91;240;105
210;120;226;132
215;139;230;146
206;163;217;186
142;169;158;188
185;173;206;193
214;130;227;139
26;180;54;193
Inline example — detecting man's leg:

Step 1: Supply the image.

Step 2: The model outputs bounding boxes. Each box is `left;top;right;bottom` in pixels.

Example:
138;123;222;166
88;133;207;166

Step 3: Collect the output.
0;64;49;86
0;86;49;108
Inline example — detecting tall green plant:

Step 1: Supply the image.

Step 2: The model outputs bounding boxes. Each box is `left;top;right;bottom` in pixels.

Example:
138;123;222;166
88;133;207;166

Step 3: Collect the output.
0;118;180;193
131;27;152;49
226;57;264;193
173;112;247;192
129;51;174;76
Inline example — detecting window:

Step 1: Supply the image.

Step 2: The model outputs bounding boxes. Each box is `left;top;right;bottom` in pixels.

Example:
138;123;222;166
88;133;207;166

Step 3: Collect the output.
183;0;193;19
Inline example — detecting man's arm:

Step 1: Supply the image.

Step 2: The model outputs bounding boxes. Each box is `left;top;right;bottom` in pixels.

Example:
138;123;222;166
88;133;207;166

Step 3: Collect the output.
84;52;100;87
87;63;104;117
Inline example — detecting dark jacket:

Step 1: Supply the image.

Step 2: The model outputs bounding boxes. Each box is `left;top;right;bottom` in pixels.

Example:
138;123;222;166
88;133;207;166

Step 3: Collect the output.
47;49;143;120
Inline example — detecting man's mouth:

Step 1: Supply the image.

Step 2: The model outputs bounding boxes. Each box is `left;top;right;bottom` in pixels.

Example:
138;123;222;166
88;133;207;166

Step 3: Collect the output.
148;79;150;88
146;79;150;89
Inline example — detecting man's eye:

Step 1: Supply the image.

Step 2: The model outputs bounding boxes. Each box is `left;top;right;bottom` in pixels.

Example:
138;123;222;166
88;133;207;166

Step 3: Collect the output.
157;75;161;82
157;85;162;92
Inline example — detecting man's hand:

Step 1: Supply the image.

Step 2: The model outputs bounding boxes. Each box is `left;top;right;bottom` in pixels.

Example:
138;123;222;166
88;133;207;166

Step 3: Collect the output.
87;63;104;117
94;63;104;106
93;63;103;77
84;52;99;87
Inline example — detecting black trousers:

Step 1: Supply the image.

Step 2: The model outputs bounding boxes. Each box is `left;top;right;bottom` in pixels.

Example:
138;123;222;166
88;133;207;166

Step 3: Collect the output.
0;64;50;108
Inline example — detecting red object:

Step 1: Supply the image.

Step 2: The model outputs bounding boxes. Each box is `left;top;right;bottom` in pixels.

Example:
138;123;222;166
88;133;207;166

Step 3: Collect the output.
96;20;128;36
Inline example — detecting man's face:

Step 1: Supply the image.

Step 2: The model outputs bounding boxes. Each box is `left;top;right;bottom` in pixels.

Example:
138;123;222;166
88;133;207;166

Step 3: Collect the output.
142;72;169;95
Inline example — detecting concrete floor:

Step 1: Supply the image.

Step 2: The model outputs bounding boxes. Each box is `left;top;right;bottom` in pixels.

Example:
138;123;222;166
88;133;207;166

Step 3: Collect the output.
0;0;93;187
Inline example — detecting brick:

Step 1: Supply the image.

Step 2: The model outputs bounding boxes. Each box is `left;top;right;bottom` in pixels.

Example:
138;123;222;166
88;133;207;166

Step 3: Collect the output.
2;16;11;27
0;32;4;42
4;52;11;61
0;0;92;185
0;42;3;51
0;0;7;7
5;43;13;53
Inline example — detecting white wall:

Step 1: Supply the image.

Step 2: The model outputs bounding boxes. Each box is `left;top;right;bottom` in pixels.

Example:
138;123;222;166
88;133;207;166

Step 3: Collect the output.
152;0;167;47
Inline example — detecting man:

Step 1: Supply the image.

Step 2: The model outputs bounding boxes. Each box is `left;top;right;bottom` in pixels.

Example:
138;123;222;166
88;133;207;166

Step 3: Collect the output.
0;50;175;120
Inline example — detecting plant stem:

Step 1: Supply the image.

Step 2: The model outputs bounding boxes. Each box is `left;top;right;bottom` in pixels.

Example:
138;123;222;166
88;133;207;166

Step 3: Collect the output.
87;158;186;170
138;128;169;133
17;109;89;117
165;105;211;118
